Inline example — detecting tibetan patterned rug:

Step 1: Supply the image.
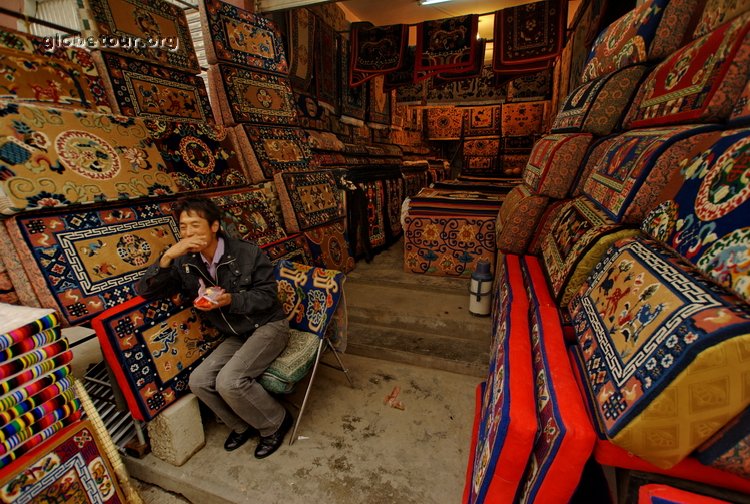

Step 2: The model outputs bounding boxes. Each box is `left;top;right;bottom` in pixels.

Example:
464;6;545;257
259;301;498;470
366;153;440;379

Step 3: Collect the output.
275;171;345;232
462;156;500;177
94;52;212;122
210;188;287;246
350;22;408;86
403;210;497;277
385;178;404;239
0;46;110;113
493;0;566;72
293;93;326;130
93;295;222;420
148;120;247;191
415;15;479;74
235;124;313;182
200;0;288;74
315;20;339;114
79;0;199;73
426;107;463;140
384;46;416;91
568;236;750;467
367;75;391;127
261;233;313;266
501;101;547;136
287;8;315;92
0;102;177;216
422;66;507;106
501;135;535;155
303;219;355;273
464;138;500;157
339;38;367;123
6;200;180;326
211;63;298;126
0;419;124;502
641;127;750;304
506;70;552;102
463;106;501;137
434;39;486;82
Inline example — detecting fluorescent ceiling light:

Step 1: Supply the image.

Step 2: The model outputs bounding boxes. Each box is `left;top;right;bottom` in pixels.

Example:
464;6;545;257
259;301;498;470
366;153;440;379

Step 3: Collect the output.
419;0;452;5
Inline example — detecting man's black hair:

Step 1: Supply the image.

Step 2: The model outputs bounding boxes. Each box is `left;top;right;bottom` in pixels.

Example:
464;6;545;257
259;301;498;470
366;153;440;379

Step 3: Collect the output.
173;198;224;235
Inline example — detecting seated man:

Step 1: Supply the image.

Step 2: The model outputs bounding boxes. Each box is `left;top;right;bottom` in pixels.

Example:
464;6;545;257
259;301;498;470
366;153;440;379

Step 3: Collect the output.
136;197;292;459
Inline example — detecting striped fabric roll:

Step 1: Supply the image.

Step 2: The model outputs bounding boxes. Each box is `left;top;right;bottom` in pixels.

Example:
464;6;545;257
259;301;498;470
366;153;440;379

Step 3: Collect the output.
0;409;83;469
0;306;59;351
0;352;73;395
0;399;80;456
0;377;71;424
0;389;76;442
0;329;62;364
0;340;69;380
0;366;71;412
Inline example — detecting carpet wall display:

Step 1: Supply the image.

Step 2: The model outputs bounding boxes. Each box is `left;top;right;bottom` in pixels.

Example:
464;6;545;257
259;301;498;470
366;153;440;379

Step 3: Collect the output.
94;52;212;122
499;155;527;177
422;66;507;106
641;127;750;304
384;46;416;91
367;75;391;127
501;102;547;136
0;47;110;113
433;39;486;82
0;102;177;216
211;63;298;126
394;80;425;106
350;22;407;86
426;107;463;140
463;106;501;137
315;20;339;114
294;93;327;131
287;8;315;92
0;419;124;502
275;171;346;232
200;0;288;73
506;70;552;102
234;124;313;182
93;294;222;420
385;178;404;239
6;200;180;326
493;0;566;71
416;15;479;74
148;120;247;191
303;219;355;273
261;233;313;266
464;138;500;157
79;0;199;73
210;188;287;246
339;38;367;124
463;156;499;177
569;236;750;467
624;12;750;129
500;135;535;155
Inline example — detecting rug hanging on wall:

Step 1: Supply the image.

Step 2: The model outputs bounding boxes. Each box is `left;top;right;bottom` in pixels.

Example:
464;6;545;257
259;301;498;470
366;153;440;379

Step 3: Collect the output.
415;15;479;74
148;120;247;191
94;52;213;122
286;8;315;92
426;107;463;140
501;101;548;136
209;188;288;246
384;46;417;91
234;124;313;182
200;0;288;74
93;295;223;420
493;0;566;73
506;69;553;102
6;199;180;326
314;20;340;114
78;0;199;73
433;39;486;82
261;233;313;266
463;106;501;136
275;171;346;232
210;63;298;126
350;22;408;86
0;102;176;216
367;75;392;127
0;419;125;502
423;66;507;106
303;219;355;273
339;38;367;124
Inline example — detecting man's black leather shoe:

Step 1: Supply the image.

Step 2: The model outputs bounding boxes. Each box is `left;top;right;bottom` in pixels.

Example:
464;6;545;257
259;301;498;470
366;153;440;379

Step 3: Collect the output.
224;427;257;452
254;411;293;459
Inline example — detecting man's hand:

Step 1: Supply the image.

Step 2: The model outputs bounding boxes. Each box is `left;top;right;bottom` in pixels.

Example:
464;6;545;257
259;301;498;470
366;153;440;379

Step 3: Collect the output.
160;236;207;268
194;293;232;311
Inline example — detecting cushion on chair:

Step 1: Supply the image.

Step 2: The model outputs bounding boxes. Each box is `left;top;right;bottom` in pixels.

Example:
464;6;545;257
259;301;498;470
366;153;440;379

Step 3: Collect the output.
580;0;701;83
568;235;750;468
523;133;594;199
516;300;596;504
642;127;750;304
539;196;639;305
495;185;549;255
259;329;319;394
552;65;649;136
624;12;750;129
467;254;536;504
582;125;720;223
695;406;750;481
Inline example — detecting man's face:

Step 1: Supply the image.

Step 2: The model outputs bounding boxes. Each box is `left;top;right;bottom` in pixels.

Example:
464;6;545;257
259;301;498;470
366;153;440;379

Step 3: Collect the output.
179;210;219;252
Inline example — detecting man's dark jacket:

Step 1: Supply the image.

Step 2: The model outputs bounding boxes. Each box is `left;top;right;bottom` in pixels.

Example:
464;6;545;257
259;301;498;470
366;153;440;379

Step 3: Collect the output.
136;237;286;337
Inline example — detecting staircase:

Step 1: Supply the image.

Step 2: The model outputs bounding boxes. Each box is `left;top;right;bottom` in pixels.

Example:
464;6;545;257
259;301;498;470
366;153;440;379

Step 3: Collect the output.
344;240;491;377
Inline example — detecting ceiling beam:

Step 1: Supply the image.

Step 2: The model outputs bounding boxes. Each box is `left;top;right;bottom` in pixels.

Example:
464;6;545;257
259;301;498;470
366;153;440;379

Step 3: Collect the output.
256;0;333;12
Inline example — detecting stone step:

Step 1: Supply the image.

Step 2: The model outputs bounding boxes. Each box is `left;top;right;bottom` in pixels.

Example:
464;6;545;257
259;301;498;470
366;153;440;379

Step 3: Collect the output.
345;322;489;378
345;281;491;340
